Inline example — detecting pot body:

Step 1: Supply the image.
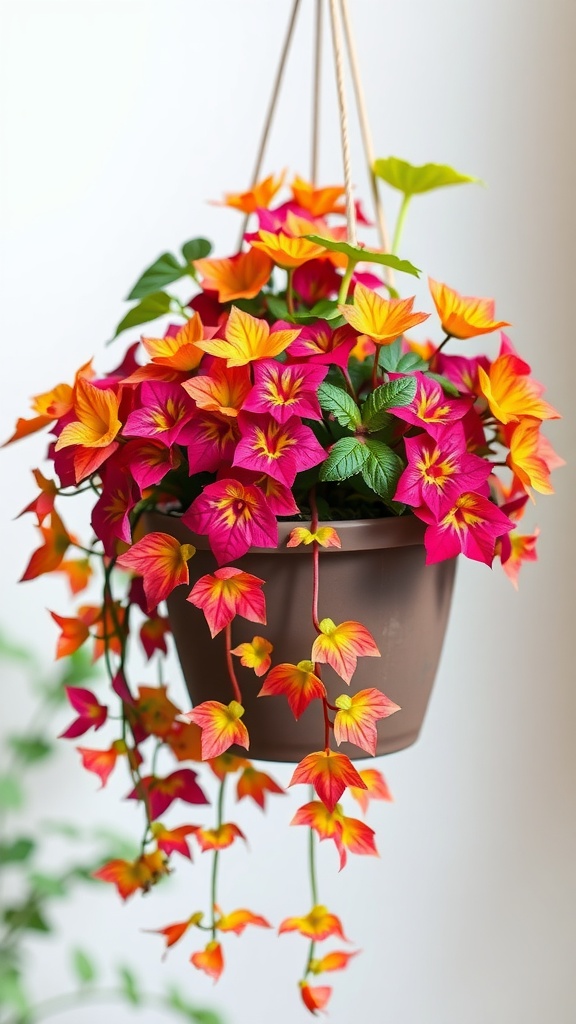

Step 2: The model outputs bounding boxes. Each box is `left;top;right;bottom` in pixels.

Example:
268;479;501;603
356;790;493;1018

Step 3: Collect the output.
144;513;456;762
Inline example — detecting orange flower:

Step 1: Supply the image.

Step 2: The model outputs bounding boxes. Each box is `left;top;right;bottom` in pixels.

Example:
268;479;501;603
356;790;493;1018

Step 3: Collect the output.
186;700;249;760
140;314;206;373
220;172;284;213
93;850;168;900
339;282;429;345
478;353;559;424
190;940;224;982
291;175;345;217
230;636;273;677
195;248;273;302
279;904;349;942
215;907;272;935
251;230;327;269
429;278;510;339
506;420;556;495
311;618;380;685
20;511;72;582
195;306;300;366
50;611;90;659
289;750;366;812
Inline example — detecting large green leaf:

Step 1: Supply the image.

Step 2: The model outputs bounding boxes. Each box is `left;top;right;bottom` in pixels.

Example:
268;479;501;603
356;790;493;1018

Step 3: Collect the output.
0;837;35;865
3;904;51;933
318;383;361;429
0;967;29;1015
0;774;24;810
373;156;480;197
319;437;370;482
362;377;417;432
113;291;172;339
305;235;420;277
8;735;52;764
181;237;212;263
118;966;141;1005
127;253;187;300
360;439;404;502
71;948;98;985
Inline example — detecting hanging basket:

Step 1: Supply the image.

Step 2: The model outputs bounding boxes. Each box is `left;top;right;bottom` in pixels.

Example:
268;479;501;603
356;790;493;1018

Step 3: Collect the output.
144;511;456;762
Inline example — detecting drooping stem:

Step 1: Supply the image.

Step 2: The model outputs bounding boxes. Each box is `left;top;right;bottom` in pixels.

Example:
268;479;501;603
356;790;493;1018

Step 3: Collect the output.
371;345;381;391
286;266;296;317
435;333;453;355
210;776;227;939
391;193;411;256
20;987;204;1023
337;257;355;305
224;622;243;704
321;694;332;751
309;488;321;633
303;813;319;977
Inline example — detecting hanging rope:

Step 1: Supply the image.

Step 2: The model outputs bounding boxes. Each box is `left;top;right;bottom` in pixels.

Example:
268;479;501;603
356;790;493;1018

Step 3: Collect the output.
239;0;302;244
327;0;356;246
339;0;392;264
311;0;323;185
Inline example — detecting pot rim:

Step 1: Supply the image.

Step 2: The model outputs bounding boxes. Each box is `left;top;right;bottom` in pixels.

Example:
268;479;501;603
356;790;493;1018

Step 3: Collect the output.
144;510;427;553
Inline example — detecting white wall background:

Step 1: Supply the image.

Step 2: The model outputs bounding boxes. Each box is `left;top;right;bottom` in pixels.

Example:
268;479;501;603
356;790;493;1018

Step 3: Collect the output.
1;1;575;1022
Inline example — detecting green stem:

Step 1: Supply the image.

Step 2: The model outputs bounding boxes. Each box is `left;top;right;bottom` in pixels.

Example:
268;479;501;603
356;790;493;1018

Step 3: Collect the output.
337;258;356;305
391;193;411;256
435;333;453;355
286;267;295;317
210;776;227;940
303;815;319;977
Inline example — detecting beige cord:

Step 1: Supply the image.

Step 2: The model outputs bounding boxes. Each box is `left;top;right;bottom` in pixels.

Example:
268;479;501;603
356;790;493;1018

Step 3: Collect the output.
311;0;323;185
238;0;302;246
328;0;357;246
339;0;393;276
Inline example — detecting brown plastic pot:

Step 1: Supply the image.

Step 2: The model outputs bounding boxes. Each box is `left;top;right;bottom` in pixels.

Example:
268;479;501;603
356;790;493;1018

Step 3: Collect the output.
143;512;456;763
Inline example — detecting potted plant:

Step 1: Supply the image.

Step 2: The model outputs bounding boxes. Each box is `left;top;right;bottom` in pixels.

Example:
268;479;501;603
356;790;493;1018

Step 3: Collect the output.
4;163;561;1013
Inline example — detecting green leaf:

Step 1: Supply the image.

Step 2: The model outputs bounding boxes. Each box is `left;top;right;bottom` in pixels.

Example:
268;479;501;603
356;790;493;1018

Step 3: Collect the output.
0;632;36;665
319;437;370;482
308;299;341;320
8;736;52;764
0;837;35;865
29;872;67;898
127;253;187;300
425;371;460;397
4;904;51;933
0;967;29;1015
378;338;403;372
0;774;24;810
318;383;361;429
362;377;417;432
306;234;420;277
182;237;212;263
397;351;428;372
373;156;480;197
165;987;225;1024
71;948;97;986
113;291;172;339
360;439;405;503
266;295;290;320
118;966;141;1005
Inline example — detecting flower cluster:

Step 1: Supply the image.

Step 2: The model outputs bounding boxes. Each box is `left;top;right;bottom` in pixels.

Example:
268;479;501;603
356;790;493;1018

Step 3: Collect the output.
6;167;560;1013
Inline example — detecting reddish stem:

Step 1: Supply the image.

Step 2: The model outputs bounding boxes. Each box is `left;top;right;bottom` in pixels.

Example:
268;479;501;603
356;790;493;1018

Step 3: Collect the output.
309;488;321;633
321;696;333;752
225;622;243;704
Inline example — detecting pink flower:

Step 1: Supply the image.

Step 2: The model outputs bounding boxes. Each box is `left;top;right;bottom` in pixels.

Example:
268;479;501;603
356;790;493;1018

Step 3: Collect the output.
395;425;491;517
417;492;515;566
242;360;328;423
233;413;326;487
182;478;277;565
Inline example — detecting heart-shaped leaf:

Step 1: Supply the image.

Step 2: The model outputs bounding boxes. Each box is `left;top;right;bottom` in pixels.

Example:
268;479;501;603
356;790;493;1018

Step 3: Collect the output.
373;156;480;197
